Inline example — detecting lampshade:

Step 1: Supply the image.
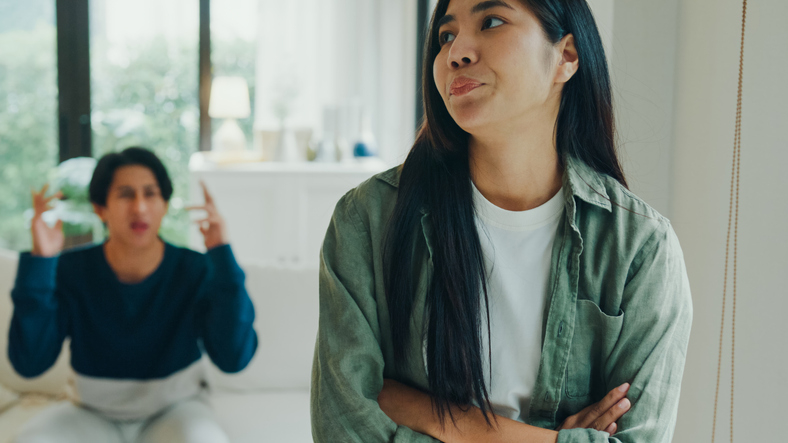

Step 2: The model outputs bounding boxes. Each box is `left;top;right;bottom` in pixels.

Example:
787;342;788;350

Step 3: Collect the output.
209;76;251;119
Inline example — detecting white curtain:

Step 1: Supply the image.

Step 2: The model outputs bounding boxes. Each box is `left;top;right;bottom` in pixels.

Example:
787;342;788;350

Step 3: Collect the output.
254;0;417;164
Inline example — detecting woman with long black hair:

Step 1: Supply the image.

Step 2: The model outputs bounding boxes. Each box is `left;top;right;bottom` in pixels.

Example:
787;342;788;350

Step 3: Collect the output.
311;0;692;442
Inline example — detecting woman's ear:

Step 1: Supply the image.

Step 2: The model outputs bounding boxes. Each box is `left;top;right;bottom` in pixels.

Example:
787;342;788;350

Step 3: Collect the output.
554;33;579;84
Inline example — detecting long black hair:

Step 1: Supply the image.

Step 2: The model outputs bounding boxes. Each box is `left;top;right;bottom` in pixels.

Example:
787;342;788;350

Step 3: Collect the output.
383;0;628;427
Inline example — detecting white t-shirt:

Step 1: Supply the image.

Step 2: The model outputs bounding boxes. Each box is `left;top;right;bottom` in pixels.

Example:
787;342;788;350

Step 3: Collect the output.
472;182;565;421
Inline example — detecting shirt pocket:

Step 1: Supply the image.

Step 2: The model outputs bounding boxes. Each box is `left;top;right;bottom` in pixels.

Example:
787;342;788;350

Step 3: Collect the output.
564;298;624;399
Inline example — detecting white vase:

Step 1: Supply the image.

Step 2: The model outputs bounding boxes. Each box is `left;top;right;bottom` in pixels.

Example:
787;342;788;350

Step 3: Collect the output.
276;125;302;162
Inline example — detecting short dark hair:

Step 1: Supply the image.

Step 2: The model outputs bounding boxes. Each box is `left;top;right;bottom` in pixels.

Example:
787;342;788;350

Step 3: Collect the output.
89;147;173;206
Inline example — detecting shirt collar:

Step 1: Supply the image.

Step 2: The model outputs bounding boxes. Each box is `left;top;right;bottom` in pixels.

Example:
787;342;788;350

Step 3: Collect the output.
562;154;612;212
376;154;613;213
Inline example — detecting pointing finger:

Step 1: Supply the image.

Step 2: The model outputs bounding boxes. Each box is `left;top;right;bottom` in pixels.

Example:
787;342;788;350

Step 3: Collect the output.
42;191;63;205
200;181;214;204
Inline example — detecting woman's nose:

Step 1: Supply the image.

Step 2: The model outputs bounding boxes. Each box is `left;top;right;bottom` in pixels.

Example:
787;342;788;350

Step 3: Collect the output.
447;33;479;69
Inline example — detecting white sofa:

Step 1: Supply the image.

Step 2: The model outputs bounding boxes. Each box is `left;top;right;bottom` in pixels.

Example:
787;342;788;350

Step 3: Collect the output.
0;247;317;442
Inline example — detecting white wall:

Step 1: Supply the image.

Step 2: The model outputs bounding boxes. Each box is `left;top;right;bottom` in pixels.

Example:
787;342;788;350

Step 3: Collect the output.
610;0;680;218
608;0;787;441
669;0;788;441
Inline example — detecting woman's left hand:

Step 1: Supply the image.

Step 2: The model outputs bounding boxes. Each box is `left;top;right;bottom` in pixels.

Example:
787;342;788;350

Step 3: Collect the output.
186;181;229;250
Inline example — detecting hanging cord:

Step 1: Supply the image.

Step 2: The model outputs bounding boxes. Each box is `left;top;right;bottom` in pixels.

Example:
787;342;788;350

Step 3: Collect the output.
711;1;747;442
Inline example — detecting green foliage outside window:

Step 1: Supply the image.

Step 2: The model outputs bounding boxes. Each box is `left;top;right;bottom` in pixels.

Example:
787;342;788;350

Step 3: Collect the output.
0;23;58;251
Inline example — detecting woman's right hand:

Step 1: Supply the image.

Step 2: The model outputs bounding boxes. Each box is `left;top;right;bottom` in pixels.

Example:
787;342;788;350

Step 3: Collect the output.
30;184;64;257
556;383;632;435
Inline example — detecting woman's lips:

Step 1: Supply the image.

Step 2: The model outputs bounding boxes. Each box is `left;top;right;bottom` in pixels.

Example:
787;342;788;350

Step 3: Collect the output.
450;77;483;97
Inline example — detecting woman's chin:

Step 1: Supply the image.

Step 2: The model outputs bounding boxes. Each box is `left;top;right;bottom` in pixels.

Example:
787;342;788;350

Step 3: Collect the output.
452;113;492;135
448;105;494;133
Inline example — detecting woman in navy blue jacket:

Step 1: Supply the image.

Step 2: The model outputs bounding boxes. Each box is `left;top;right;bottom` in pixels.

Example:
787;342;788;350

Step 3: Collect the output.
9;147;257;443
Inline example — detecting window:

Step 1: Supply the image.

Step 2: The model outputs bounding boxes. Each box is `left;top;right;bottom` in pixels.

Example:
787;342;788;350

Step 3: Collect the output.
0;0;420;251
214;0;418;164
90;0;199;245
0;0;58;250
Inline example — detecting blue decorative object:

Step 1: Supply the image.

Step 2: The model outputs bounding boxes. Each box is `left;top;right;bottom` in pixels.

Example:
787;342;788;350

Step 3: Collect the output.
353;141;375;157
352;113;377;158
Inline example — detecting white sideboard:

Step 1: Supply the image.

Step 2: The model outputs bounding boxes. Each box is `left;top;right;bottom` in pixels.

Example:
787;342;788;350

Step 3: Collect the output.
188;152;389;269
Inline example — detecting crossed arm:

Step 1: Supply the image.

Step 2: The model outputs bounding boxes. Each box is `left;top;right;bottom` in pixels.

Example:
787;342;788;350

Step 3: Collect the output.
377;379;632;443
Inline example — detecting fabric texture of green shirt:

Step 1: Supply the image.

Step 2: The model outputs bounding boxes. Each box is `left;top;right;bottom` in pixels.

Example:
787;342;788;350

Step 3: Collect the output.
311;154;693;443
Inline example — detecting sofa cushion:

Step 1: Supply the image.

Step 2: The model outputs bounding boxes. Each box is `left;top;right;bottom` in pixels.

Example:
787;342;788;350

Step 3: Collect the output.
0;248;73;396
205;264;319;391
212;390;311;443
0;395;63;443
0;391;312;443
0;248;320;394
0;383;18;413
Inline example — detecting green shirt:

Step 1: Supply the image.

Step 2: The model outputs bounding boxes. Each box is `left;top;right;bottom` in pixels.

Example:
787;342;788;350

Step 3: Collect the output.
311;155;693;443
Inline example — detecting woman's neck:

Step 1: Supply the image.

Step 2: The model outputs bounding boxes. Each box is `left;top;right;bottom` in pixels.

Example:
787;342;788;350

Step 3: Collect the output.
469;123;563;212
103;237;165;284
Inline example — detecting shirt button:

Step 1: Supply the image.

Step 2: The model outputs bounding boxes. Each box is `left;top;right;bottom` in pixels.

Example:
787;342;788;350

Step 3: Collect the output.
544;392;550;402
558;321;564;336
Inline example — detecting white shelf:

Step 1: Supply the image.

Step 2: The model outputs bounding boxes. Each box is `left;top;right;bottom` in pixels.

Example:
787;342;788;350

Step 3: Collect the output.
188;152;390;270
189;152;388;174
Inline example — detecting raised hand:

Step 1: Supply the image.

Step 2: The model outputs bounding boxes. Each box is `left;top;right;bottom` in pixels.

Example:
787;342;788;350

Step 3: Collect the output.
186;181;228;250
30;184;64;257
556;383;631;435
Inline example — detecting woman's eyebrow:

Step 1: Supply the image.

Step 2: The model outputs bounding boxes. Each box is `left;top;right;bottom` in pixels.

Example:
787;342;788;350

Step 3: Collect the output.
471;0;515;14
437;1;515;28
437;14;455;29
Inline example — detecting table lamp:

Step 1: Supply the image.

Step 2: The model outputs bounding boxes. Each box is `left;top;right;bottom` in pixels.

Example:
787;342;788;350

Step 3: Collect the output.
209;76;251;151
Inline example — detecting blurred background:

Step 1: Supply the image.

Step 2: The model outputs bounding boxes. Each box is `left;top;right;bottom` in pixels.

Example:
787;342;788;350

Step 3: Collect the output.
0;0;785;441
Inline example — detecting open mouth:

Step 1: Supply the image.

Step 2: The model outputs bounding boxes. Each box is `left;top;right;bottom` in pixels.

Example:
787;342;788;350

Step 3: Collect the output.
130;221;149;233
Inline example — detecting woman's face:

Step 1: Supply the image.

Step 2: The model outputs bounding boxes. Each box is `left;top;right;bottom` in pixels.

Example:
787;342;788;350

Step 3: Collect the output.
433;0;569;134
93;165;168;249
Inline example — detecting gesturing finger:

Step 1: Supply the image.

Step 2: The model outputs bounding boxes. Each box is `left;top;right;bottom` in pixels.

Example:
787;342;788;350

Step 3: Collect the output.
32;188;61;215
42;191;63;205
200;181;214;204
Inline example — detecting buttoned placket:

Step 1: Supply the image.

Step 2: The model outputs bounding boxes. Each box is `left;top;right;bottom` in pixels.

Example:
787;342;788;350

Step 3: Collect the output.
412;157;607;428
526;185;584;428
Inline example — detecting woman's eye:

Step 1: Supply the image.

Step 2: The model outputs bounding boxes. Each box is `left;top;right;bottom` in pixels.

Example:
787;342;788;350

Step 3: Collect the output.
439;31;455;45
482;17;504;30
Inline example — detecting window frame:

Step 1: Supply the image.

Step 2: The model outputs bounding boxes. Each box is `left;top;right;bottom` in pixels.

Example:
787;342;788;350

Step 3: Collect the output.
56;0;425;161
